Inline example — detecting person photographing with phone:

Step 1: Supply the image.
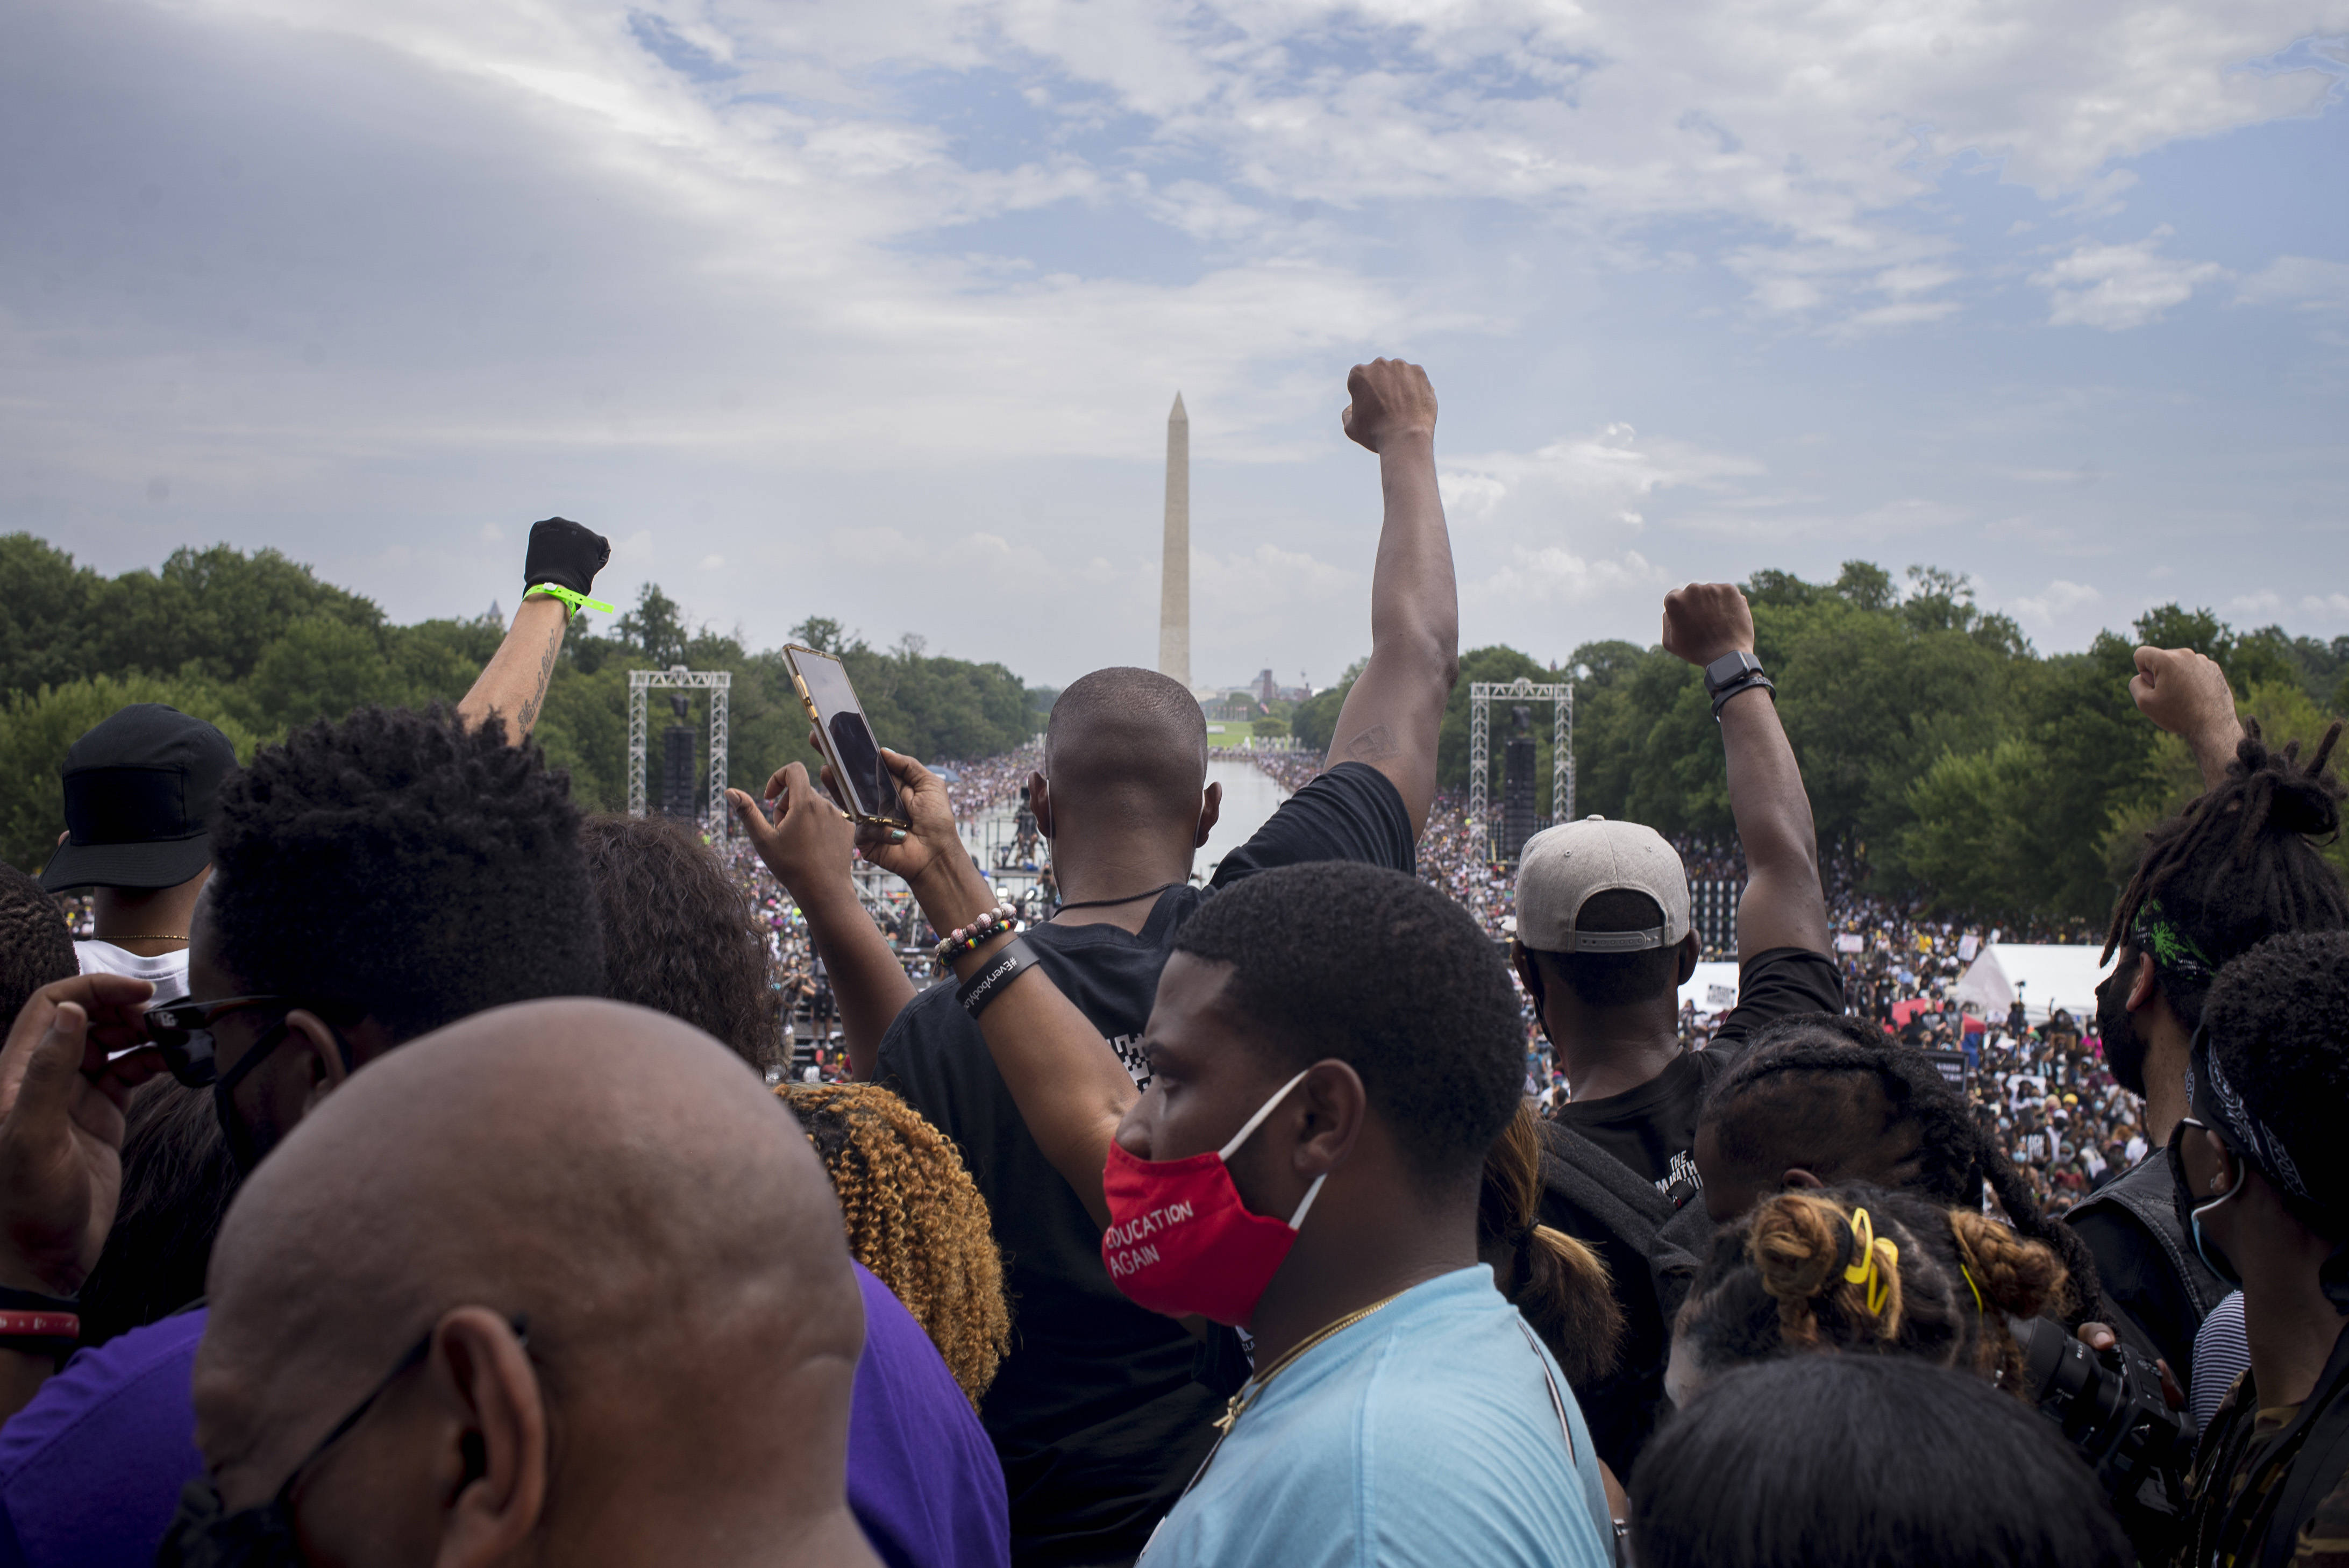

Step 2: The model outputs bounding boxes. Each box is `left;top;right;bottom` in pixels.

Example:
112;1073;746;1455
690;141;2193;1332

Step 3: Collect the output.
736;359;1461;1566
843;743;1614;1567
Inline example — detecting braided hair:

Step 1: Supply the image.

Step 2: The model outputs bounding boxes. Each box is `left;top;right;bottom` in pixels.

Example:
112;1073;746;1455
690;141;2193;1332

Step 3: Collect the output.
1698;1013;2102;1325
2101;718;2347;1030
1675;1184;2067;1399
1478;1101;1624;1391
777;1082;1012;1408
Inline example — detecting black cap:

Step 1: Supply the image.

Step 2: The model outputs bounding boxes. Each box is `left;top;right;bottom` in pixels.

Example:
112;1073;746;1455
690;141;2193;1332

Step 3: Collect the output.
40;704;237;892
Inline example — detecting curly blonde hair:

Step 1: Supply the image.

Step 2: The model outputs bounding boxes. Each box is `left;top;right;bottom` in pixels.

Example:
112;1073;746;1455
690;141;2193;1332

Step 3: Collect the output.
777;1084;1012;1407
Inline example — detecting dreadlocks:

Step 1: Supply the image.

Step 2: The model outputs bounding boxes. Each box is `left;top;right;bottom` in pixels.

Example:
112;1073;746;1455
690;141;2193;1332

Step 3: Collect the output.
2101;717;2347;1032
1697;1013;2103;1327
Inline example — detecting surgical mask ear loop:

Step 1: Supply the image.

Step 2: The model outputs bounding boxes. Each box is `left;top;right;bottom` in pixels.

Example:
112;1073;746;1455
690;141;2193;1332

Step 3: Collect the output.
1217;1068;1330;1230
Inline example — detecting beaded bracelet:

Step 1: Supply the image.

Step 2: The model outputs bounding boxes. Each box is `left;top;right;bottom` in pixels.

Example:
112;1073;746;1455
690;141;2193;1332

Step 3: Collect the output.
934;905;1016;964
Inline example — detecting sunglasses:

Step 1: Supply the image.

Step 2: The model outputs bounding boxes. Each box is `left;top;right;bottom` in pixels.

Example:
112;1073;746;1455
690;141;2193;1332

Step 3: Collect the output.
138;995;317;1087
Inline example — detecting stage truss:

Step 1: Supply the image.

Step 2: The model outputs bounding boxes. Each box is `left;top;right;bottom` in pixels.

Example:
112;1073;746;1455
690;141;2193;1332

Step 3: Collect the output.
628;667;731;821
1467;676;1572;861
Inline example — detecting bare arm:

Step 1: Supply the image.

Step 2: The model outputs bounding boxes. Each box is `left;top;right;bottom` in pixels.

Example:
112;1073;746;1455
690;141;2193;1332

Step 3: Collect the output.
726;763;916;1081
458;516;612;745
457;597;568;743
1661;584;1831;960
1321;359;1459;839
857;749;1133;1224
2130;646;2244;792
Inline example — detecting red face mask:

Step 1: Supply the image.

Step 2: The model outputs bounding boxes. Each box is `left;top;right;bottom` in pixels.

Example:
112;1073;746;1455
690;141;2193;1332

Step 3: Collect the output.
1099;1070;1328;1327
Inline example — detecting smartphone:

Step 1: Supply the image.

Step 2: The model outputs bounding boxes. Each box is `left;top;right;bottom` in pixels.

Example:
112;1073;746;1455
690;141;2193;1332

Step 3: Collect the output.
783;645;909;829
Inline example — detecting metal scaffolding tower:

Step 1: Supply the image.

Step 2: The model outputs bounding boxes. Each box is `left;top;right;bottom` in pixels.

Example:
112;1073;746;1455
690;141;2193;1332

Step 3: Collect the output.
1467;677;1574;862
628;667;731;821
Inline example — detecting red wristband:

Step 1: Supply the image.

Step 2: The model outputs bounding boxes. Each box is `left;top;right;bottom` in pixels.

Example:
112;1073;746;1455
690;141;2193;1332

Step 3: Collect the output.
0;1310;79;1340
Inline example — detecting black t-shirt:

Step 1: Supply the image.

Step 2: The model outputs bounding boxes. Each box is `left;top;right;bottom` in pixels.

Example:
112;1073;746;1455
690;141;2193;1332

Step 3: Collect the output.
1551;945;1846;1196
873;762;1414;1567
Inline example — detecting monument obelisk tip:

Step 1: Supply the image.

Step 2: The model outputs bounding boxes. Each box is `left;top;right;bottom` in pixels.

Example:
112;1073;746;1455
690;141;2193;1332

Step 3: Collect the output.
1159;393;1191;690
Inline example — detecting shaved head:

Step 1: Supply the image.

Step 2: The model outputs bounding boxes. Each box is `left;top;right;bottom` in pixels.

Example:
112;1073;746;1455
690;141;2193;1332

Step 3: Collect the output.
1045;667;1208;825
194;1000;867;1563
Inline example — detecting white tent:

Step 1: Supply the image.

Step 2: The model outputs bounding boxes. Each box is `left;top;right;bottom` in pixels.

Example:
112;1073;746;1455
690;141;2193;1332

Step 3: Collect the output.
1949;943;2116;1025
1678;960;1741;1017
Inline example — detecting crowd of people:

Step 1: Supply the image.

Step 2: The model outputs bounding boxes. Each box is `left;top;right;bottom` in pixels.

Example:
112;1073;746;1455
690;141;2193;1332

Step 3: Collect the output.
2;361;2347;1568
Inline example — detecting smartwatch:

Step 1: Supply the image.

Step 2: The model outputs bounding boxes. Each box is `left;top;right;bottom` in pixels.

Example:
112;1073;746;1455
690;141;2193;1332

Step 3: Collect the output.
1701;650;1774;718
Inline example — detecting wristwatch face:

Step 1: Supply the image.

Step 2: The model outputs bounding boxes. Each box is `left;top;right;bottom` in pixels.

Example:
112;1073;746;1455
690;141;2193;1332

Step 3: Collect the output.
1703;650;1761;693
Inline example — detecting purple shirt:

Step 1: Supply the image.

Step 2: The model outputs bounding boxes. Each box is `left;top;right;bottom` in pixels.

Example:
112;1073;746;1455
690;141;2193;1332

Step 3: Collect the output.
0;1264;1006;1568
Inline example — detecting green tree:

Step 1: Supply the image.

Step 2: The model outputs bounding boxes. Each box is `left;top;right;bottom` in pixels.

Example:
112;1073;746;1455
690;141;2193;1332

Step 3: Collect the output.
616;584;689;668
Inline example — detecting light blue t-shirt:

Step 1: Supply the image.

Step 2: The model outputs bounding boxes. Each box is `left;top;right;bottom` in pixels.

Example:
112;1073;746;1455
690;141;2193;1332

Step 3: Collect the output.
1138;1265;1613;1568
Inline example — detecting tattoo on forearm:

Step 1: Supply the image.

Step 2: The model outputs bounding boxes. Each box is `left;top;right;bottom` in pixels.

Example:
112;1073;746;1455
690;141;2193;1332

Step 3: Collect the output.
1344;724;1400;763
515;625;560;733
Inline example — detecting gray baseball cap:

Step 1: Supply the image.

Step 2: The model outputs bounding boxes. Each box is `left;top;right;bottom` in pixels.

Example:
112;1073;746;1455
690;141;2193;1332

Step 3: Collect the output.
1513;816;1691;953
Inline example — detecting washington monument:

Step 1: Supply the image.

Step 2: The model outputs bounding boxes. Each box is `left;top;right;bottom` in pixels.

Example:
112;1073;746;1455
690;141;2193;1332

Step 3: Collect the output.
1158;391;1189;687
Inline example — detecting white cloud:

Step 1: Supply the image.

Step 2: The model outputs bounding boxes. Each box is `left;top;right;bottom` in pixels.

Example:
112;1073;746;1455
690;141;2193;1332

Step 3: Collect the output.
2301;593;2349;621
2016;580;2102;622
2033;227;2227;330
2238;256;2349;312
5;0;2348;680
1442;424;1761;529
1474;545;1667;608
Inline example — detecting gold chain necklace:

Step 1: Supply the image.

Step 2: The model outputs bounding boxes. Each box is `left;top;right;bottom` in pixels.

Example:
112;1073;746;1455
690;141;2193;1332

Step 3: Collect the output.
1211;1289;1407;1438
94;935;186;943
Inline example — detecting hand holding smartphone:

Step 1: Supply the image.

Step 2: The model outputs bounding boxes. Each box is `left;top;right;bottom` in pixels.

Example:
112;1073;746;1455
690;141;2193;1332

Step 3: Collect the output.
782;646;910;830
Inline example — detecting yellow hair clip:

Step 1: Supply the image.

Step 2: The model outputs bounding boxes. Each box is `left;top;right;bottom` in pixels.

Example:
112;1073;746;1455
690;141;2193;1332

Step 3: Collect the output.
1960;1263;1986;1318
1842;1207;1898;1317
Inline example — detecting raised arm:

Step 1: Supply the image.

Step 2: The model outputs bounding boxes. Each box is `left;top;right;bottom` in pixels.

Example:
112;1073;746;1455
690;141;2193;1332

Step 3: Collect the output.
726;762;916;1082
857;749;1133;1226
1321;359;1460;839
1662;583;1831;960
456;517;611;744
2130;646;2245;792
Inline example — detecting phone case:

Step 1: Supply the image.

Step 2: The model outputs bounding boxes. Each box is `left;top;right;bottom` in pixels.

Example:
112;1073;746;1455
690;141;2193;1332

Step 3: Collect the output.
785;646;910;830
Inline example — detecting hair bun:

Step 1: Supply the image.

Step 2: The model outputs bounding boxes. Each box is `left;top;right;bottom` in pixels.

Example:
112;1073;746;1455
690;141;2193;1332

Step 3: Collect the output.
1750;1193;1846;1302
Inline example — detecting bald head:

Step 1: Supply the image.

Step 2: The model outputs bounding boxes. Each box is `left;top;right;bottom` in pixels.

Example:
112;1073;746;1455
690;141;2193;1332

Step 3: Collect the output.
1045;667;1208;826
194;1000;870;1564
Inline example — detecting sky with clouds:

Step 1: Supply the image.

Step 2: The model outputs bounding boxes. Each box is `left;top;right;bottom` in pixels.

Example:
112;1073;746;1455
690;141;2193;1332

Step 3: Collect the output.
4;0;2346;690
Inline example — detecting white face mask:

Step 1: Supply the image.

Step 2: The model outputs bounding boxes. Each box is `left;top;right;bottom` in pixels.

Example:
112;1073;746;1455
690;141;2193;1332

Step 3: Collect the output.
1663;1330;1703;1410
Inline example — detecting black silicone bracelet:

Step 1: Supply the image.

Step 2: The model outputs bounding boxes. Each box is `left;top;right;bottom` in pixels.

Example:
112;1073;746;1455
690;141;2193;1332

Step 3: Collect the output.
1711;673;1776;719
957;935;1038;1021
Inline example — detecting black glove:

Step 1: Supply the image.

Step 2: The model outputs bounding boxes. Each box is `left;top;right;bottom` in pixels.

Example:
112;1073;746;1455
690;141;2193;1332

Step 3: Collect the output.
523;517;610;595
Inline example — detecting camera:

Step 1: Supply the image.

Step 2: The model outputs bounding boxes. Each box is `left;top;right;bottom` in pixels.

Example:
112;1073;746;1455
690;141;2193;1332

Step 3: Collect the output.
2015;1315;2194;1538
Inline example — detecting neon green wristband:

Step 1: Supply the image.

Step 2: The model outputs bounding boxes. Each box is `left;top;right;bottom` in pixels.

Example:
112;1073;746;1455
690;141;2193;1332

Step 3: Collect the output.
522;583;615;619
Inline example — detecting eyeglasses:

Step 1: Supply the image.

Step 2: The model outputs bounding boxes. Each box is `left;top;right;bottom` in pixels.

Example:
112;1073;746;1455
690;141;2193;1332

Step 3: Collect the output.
139;995;312;1087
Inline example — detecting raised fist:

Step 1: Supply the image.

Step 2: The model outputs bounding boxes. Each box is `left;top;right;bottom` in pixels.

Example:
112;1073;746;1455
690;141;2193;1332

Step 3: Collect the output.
1342;359;1437;453
1662;583;1756;669
523;516;611;595
2129;647;2236;742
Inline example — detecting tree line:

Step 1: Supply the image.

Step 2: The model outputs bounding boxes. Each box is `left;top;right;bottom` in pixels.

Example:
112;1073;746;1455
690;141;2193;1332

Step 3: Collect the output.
1294;561;2349;926
10;533;2342;927
0;535;1043;876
